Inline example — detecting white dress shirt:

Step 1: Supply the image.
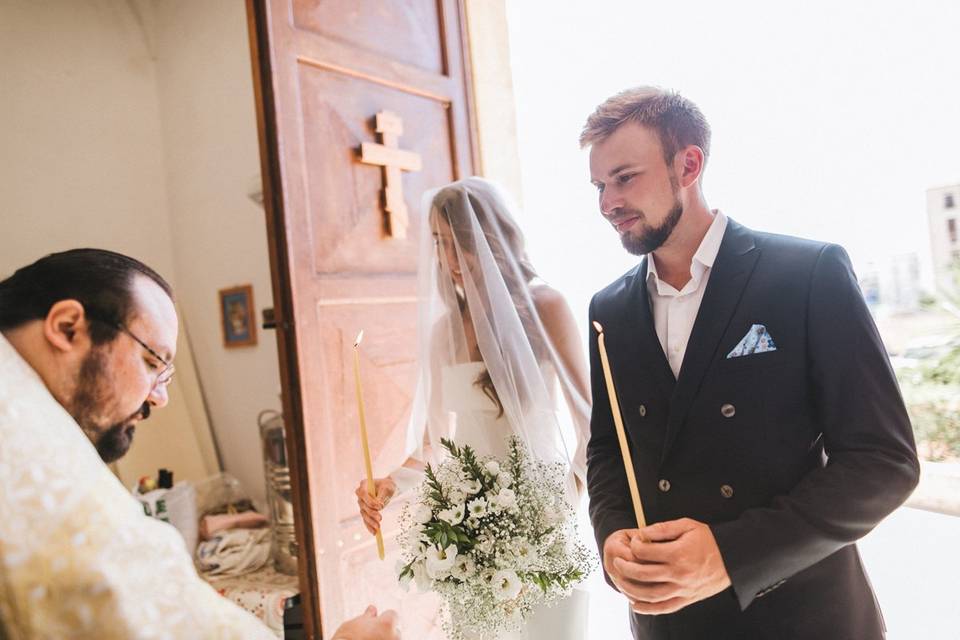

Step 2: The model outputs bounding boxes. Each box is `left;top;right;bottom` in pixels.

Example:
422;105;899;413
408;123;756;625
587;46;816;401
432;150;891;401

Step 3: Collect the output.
646;210;728;378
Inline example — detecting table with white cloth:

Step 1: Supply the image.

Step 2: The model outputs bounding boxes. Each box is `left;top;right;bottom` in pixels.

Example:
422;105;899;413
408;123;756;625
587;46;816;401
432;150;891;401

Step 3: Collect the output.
204;565;300;638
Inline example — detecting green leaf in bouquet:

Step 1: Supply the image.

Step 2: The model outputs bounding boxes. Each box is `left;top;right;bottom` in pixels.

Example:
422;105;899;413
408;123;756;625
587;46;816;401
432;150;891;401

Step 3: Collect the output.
440;437;461;458
424;463;448;507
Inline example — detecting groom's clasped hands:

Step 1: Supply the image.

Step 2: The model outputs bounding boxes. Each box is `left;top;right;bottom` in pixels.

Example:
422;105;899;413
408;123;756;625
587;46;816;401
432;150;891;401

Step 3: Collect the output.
603;518;732;615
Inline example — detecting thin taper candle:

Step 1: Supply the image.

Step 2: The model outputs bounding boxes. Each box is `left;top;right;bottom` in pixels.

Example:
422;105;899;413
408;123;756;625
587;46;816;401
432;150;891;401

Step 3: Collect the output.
593;321;647;530
354;330;385;560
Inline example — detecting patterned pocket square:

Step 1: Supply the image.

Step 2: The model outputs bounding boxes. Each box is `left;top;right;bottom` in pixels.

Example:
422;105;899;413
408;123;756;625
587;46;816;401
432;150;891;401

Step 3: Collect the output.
727;324;777;358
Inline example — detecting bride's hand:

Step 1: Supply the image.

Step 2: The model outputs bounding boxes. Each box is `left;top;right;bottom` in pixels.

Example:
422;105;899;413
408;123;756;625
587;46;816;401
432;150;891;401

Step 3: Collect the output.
355;477;397;535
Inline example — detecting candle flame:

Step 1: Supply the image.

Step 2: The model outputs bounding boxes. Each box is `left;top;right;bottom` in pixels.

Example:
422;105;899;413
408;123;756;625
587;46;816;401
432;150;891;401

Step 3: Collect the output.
592;321;604;334
354;330;364;347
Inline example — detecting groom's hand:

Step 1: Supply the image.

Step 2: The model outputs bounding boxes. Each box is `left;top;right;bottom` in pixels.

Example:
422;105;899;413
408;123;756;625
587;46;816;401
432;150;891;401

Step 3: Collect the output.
602;528;646;597
620;518;732;615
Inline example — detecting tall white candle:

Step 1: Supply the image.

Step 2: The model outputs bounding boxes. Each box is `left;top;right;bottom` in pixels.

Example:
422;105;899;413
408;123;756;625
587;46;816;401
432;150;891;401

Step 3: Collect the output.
593;321;647;529
354;331;385;560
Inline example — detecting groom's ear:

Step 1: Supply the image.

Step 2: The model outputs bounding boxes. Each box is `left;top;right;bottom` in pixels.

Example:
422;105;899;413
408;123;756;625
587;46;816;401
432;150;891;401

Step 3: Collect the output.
674;145;705;188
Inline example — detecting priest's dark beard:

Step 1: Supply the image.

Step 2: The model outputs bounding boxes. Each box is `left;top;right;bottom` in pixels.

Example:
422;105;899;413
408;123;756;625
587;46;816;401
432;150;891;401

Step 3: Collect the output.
72;347;150;463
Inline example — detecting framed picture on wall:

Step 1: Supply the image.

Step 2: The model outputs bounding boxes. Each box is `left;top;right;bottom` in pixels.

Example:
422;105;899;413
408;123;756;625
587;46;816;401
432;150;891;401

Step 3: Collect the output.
219;285;257;348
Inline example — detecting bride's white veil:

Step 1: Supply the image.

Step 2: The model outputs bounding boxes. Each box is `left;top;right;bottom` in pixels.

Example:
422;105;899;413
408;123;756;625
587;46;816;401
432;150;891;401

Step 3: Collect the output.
395;177;589;492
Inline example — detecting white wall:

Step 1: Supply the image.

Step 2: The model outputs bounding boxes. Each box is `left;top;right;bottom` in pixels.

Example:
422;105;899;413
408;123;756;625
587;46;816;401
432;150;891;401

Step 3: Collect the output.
0;0;275;505
151;0;280;508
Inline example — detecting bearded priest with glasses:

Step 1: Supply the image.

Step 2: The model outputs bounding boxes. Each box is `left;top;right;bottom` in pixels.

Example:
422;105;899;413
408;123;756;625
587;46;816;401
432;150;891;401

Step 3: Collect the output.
0;249;399;640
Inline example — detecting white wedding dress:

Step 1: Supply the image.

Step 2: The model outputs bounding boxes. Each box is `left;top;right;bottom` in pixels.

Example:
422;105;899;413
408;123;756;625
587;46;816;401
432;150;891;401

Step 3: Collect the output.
442;362;589;640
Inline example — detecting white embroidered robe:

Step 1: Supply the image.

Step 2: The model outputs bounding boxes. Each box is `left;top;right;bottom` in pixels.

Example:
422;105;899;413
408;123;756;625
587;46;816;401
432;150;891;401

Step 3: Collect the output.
0;335;275;639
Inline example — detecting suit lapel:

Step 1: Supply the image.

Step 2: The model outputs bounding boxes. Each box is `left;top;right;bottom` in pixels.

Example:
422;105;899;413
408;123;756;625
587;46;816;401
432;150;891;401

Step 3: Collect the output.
661;219;759;462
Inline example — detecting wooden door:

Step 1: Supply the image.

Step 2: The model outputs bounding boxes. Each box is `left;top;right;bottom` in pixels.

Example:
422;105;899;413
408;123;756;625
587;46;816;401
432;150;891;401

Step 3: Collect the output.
246;1;477;637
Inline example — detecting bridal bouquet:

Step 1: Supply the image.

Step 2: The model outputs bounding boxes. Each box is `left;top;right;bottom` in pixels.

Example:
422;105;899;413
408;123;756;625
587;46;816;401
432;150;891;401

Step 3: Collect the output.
397;437;591;640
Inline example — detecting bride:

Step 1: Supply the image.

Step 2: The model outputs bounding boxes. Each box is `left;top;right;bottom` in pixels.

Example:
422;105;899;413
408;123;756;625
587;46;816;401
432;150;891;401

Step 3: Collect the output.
356;177;592;639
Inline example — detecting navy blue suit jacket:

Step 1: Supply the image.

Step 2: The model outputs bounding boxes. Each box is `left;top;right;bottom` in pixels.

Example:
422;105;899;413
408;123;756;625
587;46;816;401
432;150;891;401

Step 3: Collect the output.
587;219;920;640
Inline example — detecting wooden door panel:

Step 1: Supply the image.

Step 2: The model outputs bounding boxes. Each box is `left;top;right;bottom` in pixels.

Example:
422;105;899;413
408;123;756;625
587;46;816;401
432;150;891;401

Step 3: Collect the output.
313;300;418;519
297;65;456;274
299;298;432;632
292;0;445;74
340;540;447;640
249;0;476;635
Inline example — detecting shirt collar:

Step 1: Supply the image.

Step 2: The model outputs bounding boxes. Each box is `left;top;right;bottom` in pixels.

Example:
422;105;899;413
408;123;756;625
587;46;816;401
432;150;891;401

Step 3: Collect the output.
692;209;728;270
646;210;728;293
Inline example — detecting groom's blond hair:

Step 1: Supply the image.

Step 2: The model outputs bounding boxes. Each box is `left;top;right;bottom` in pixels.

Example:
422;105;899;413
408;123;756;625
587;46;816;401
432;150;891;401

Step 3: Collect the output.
579;86;711;167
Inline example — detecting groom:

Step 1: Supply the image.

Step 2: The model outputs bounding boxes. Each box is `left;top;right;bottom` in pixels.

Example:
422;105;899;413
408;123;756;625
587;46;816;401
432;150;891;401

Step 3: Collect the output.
582;87;919;639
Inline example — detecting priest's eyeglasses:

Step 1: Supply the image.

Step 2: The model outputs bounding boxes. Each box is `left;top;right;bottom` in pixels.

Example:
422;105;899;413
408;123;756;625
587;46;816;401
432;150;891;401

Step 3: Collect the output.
115;322;176;389
91;316;176;389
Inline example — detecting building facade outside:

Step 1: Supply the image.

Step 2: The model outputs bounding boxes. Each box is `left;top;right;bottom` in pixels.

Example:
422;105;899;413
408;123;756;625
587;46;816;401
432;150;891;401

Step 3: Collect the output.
927;183;960;300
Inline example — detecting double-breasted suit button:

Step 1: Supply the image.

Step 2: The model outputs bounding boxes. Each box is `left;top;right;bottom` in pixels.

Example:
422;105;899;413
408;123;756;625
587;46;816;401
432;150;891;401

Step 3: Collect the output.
721;403;736;418
638;404;647;417
658;479;671;492
720;484;734;499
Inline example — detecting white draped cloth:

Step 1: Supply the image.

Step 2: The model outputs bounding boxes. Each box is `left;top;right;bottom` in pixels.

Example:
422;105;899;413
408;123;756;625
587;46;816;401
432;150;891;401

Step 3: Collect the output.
0;334;274;639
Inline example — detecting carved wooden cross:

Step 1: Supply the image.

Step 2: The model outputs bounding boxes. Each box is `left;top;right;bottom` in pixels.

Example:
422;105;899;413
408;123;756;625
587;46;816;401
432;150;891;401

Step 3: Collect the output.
359;111;422;239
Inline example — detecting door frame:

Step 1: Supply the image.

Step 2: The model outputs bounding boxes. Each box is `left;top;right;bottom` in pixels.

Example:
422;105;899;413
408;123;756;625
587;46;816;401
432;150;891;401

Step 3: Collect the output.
246;1;322;636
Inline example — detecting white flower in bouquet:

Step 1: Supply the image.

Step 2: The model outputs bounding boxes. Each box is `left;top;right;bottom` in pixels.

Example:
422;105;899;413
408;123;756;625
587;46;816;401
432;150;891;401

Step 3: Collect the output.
478;567;496;588
438;503;465;525
542;503;560;527
413;502;433;524
397;437;594;640
475;535;494;555
511;539;538;569
467;497;488;518
491;569;522;602
493;488;518;513
460;478;483;495
451;554;476;579
412;561;431;591
400;560;431;592
426;543;459;579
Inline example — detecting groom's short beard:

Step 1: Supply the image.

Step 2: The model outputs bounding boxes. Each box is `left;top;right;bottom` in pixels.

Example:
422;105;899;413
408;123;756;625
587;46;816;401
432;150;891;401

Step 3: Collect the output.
620;200;683;256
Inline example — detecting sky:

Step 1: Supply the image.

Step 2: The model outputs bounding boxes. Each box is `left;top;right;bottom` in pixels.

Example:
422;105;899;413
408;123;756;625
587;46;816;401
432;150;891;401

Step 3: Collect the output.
504;0;960;325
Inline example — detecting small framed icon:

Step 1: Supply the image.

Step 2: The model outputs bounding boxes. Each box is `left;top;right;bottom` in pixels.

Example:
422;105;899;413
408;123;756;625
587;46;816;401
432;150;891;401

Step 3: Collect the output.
219;285;257;348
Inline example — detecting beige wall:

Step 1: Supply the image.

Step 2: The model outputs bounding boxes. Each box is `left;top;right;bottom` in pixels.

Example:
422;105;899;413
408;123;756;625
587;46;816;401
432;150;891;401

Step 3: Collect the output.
0;1;174;275
0;0;273;505
151;0;280;508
